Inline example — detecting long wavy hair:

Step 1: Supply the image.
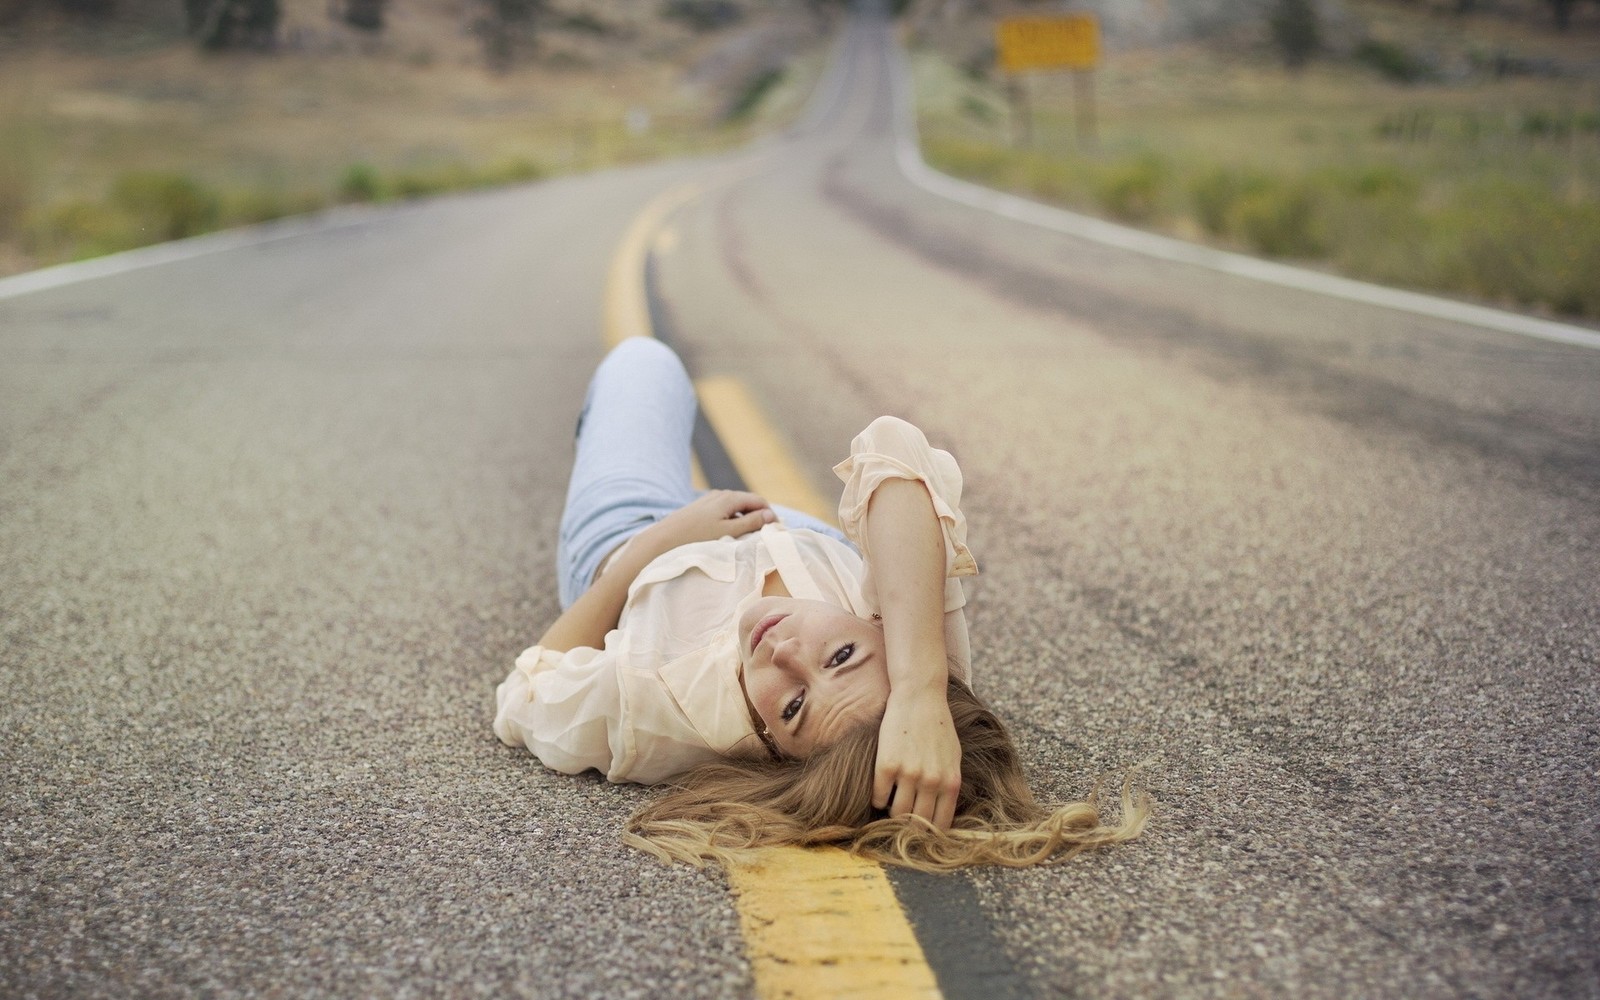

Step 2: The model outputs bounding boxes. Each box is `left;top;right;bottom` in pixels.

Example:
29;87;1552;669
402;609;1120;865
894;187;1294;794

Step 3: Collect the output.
624;678;1149;872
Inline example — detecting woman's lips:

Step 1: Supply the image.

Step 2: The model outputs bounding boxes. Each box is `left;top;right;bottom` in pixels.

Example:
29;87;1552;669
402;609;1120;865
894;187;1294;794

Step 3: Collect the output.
749;613;787;653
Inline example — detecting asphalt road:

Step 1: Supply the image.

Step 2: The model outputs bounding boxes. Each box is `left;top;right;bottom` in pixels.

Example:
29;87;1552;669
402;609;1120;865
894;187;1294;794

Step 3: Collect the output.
4;9;1598;999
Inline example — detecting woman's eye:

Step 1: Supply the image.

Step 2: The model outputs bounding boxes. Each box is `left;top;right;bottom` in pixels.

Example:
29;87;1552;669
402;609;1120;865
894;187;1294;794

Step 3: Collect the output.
828;643;855;669
781;693;804;723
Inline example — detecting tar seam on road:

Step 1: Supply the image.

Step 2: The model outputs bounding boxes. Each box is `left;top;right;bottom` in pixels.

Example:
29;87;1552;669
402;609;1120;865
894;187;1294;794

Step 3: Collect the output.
603;182;702;348
646;250;748;493
887;868;1034;1000
881;25;1600;352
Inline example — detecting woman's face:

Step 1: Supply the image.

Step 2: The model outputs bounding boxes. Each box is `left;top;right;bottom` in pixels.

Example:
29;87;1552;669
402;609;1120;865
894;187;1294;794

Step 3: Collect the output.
737;597;890;758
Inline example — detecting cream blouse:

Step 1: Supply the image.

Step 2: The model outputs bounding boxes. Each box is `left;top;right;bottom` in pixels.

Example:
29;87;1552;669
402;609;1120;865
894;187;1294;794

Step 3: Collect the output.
493;416;978;785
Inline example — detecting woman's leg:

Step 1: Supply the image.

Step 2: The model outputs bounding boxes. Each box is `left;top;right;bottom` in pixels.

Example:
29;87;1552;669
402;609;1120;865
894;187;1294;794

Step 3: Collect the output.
557;338;699;608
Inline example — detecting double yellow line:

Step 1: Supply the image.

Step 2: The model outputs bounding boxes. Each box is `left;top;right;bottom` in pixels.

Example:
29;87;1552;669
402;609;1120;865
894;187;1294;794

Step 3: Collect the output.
602;184;942;999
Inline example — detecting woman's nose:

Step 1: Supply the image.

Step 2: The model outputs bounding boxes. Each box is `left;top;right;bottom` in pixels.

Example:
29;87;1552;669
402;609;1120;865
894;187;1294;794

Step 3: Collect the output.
772;637;802;669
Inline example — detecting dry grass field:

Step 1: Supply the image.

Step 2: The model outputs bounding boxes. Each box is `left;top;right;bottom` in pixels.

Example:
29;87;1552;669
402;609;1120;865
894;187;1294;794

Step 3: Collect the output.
0;0;830;275
912;0;1600;319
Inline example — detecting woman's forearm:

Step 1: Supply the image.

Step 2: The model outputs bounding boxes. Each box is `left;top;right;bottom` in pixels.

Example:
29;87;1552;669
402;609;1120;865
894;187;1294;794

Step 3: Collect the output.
537;535;662;653
863;477;950;695
864;475;962;826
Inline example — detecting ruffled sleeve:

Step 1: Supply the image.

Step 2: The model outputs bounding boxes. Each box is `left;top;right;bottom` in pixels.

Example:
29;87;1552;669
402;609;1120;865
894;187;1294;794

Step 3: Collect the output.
833;415;977;615
494;643;628;779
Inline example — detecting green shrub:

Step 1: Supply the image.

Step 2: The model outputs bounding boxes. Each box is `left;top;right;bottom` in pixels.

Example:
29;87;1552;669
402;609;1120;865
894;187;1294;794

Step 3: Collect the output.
480;157;545;185
224;188;328;225
1374;111;1434;141
1322;188;1433;286
1355;39;1431;83
1518;109;1584;139
186;0;280;50
1095;154;1167;223
390;163;472;198
338;0;385;31
728;68;784;122
1230;181;1324;257
961;48;996;81
0;156;27;242
26;198;141;260
559;11;609;34
661;0;740;32
1339;164;1420;199
338;163;384;202
1189;167;1271;236
961;95;999;123
0;117;43;242
1269;0;1321;69
1439;181;1600;317
924;134;1012;182
109;172;221;241
1020;153;1094;206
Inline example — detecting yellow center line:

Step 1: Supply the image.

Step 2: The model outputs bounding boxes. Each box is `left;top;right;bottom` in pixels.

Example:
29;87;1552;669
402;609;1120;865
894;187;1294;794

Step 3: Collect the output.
603;183;945;1000
603;182;701;349
693;375;835;525
726;847;941;1000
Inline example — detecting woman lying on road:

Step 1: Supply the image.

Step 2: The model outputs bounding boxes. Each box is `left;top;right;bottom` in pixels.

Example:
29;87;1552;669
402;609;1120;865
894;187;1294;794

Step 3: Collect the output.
493;337;1146;870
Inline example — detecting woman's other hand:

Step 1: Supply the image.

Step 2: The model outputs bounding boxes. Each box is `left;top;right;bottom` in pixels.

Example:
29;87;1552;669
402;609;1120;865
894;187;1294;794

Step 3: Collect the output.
874;684;961;830
646;490;775;553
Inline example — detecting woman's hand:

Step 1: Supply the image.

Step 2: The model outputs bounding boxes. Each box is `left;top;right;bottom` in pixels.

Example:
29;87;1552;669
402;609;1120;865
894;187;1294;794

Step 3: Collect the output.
640;490;775;555
874;684;961;830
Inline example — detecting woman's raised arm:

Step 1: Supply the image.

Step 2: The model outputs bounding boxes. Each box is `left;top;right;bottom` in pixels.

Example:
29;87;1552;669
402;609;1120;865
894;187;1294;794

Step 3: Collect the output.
863;477;963;829
835;416;977;830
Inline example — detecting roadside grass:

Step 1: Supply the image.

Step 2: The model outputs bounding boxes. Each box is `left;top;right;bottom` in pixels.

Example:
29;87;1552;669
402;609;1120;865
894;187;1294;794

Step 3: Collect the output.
0;22;824;272
912;28;1600;319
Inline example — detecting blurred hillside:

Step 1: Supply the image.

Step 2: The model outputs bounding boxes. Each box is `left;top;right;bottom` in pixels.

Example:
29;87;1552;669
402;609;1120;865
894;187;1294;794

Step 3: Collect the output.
905;0;1353;50
0;1;839;275
906;0;1600;318
0;0;841;59
902;0;1598;70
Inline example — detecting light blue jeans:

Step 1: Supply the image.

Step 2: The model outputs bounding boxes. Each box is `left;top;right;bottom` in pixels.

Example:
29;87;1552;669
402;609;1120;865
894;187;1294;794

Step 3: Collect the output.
557;337;851;609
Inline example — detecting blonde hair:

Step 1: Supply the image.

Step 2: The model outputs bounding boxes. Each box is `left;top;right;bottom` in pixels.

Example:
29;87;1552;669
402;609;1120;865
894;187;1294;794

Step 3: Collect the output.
624;679;1149;872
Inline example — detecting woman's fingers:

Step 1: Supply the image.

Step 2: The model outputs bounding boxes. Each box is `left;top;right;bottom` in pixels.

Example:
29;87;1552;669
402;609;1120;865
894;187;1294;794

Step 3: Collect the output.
873;769;896;812
727;507;776;536
717;490;771;517
932;785;959;831
699;490;774;536
881;773;960;830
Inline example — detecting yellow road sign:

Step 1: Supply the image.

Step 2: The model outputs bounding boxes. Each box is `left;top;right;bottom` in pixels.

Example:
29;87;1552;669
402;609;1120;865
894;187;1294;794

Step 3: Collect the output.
996;14;1100;73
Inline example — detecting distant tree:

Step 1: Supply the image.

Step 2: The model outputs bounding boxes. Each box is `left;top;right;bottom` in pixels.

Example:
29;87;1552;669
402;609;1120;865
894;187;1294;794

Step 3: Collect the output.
661;0;742;31
56;0;117;17
1269;0;1320;69
186;0;279;48
1542;0;1596;30
476;0;543;70
0;0;118;20
331;0;384;31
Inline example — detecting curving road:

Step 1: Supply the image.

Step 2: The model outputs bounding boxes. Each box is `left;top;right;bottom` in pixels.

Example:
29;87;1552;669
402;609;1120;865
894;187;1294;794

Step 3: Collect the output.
3;8;1598;999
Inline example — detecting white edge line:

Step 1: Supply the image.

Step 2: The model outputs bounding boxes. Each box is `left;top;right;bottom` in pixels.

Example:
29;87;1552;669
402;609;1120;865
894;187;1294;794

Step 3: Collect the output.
0;205;381;302
885;37;1600;352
